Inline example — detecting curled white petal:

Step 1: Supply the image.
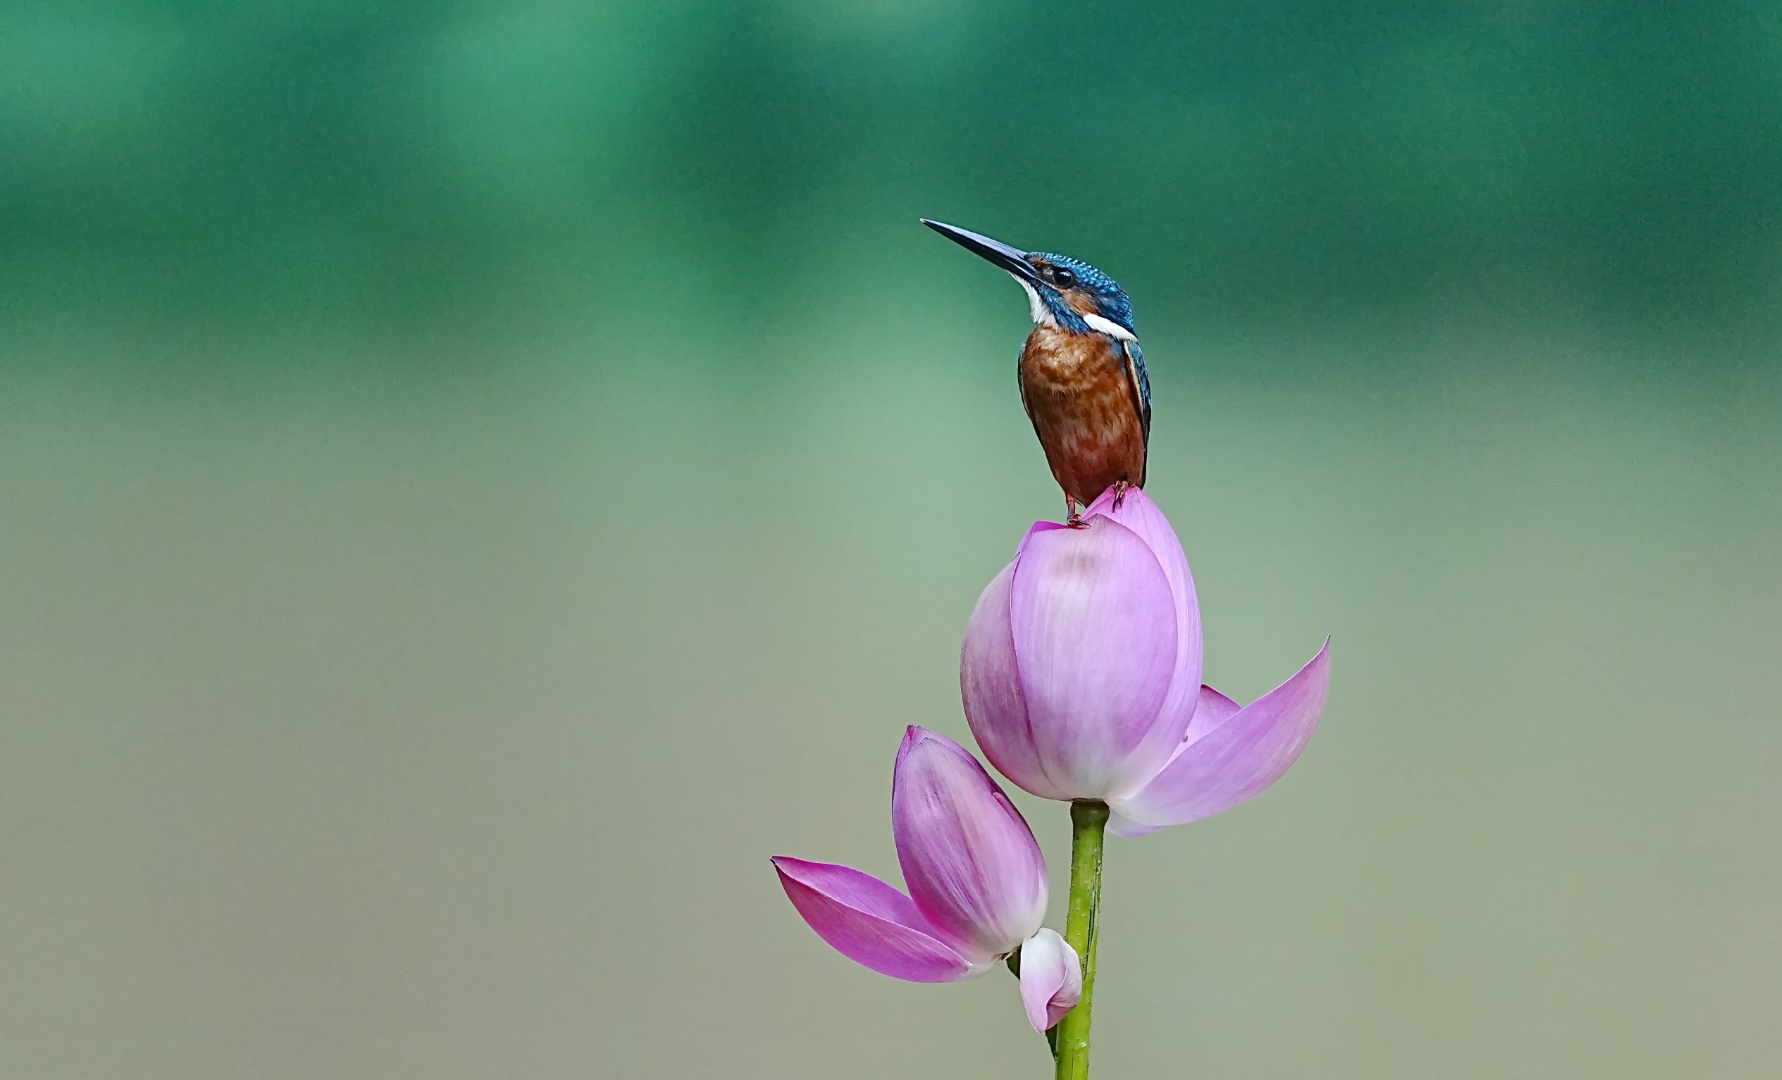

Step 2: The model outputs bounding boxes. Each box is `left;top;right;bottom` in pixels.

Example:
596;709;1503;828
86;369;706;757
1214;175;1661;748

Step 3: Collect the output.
1017;927;1083;1032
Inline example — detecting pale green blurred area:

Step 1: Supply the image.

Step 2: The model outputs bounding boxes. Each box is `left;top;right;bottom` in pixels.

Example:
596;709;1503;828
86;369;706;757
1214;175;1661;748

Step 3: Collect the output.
3;2;1781;1078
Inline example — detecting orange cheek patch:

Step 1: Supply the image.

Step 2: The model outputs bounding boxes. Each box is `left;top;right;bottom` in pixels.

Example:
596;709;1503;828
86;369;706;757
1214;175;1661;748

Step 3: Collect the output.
1065;291;1097;316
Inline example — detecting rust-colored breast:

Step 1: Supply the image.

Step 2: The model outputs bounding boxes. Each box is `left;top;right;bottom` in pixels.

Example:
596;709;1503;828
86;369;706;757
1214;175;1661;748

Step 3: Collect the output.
1018;325;1148;507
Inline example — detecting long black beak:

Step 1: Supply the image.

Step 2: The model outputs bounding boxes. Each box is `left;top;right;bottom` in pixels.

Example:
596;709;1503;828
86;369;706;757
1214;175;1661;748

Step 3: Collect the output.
921;219;1041;284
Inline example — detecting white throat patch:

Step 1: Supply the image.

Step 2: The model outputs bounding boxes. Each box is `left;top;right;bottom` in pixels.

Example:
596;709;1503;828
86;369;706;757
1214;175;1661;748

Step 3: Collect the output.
1011;276;1056;326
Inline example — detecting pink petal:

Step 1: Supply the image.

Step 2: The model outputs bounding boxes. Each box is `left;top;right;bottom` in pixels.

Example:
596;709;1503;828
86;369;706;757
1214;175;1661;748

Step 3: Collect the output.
1017;928;1082;1032
1110;639;1331;829
1183;684;1242;747
771;857;981;983
892;728;1048;962
960;559;1049;798
1005;516;1180;799
1105;810;1165;838
1107;686;1237;837
1083;487;1204;751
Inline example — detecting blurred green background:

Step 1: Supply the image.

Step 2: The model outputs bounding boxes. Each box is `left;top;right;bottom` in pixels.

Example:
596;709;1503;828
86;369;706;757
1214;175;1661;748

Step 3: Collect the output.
3;2;1779;1077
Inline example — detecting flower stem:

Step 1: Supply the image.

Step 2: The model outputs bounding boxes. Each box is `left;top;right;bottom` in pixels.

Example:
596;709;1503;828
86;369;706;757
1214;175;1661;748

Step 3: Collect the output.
1054;799;1108;1080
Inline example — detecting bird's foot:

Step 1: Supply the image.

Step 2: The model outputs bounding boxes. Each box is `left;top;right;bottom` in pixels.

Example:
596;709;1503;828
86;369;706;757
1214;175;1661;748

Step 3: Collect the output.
1110;480;1132;510
1065;497;1087;528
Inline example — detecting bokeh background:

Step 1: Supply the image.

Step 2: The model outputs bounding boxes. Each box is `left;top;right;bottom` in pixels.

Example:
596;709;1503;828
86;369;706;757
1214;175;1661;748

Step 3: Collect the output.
4;2;1780;1077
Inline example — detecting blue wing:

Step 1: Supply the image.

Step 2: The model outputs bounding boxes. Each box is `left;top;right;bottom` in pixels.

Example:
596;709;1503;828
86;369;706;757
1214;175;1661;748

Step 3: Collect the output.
1122;339;1152;442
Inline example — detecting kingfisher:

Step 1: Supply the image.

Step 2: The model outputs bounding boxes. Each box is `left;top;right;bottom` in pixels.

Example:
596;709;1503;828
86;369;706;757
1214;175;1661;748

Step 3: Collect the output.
922;219;1150;525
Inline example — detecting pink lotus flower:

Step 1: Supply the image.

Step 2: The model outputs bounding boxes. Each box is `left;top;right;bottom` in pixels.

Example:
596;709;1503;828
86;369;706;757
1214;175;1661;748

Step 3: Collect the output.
961;487;1330;831
772;727;1081;1032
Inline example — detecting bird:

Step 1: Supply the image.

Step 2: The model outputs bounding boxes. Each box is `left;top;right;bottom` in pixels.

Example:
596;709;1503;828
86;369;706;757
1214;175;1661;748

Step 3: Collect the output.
921;219;1151;525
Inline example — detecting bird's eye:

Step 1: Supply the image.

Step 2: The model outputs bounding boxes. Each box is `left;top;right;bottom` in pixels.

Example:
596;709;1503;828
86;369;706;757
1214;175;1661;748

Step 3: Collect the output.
1052;267;1077;289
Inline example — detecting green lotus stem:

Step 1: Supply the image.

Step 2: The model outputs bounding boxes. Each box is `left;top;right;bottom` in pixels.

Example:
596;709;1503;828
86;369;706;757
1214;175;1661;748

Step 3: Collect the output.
1054;799;1108;1079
